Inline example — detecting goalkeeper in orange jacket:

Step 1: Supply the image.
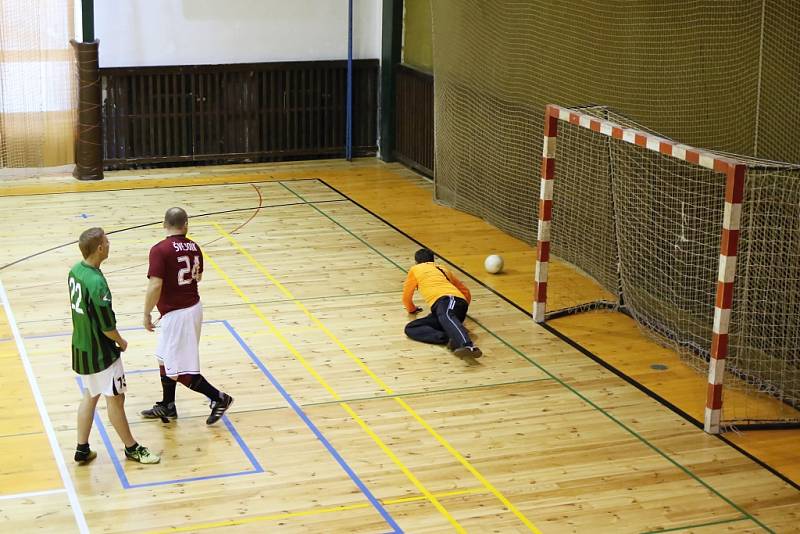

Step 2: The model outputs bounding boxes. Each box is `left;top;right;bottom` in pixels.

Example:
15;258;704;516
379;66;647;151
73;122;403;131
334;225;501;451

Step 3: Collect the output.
402;248;482;358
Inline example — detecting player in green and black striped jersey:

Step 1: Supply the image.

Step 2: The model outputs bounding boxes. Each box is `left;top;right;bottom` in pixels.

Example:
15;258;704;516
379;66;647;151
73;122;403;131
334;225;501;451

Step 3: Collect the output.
68;260;121;375
69;227;159;466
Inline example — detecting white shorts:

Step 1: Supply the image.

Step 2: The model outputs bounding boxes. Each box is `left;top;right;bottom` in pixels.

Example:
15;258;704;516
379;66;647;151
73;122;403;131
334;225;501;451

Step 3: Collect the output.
155;300;203;376
82;358;127;397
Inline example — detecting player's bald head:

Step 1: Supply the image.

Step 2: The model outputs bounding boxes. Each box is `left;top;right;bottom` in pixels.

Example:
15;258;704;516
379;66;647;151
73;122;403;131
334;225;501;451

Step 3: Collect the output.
164;207;188;230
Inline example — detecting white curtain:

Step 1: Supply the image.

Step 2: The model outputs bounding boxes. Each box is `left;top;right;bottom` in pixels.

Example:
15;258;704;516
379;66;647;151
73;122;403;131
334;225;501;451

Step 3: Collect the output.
0;0;76;168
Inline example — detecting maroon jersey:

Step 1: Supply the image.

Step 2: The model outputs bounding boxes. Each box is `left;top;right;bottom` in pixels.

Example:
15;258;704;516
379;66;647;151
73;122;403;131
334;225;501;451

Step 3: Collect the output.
148;235;204;315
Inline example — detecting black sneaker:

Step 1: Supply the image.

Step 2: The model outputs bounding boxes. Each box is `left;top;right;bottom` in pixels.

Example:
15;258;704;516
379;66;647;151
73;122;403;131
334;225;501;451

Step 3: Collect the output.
206;394;233;425
454;345;482;359
141;402;178;420
74;449;97;464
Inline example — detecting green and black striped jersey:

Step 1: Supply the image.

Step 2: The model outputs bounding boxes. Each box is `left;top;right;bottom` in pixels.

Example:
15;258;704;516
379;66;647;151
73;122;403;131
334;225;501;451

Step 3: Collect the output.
68;261;120;375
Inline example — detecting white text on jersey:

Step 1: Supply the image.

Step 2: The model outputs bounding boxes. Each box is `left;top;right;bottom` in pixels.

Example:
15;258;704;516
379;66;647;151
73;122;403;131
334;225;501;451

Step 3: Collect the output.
172;241;198;252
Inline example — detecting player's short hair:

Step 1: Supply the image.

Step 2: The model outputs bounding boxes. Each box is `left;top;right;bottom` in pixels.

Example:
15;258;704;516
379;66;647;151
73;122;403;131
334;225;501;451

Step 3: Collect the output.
164;207;188;229
414;248;434;264
78;227;105;259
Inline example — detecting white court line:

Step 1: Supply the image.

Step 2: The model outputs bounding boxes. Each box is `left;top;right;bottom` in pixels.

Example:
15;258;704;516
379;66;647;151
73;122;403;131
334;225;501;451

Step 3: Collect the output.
0;278;89;533
0;488;67;501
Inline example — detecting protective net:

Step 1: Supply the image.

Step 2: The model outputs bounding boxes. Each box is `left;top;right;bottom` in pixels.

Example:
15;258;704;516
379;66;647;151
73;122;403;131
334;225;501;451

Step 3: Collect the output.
430;0;800;246
0;0;76;169
551;106;800;427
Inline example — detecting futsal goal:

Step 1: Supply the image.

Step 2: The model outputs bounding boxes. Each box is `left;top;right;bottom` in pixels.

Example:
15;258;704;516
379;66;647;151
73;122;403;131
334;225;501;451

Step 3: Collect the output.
534;104;800;434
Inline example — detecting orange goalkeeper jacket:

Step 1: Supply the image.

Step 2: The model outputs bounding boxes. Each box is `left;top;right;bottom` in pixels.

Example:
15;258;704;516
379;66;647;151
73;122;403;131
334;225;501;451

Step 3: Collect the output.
402;262;471;313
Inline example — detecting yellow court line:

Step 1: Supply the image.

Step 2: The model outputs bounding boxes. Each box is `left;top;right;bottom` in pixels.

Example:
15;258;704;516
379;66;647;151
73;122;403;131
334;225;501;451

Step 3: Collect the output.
210;222;395;393
395;397;542;532
213;224;542;533
202;252;465;533
145;488;486;534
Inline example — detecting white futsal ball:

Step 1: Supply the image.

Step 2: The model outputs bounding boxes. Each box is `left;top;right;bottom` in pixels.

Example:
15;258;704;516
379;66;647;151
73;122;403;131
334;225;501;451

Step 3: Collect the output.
484;254;504;274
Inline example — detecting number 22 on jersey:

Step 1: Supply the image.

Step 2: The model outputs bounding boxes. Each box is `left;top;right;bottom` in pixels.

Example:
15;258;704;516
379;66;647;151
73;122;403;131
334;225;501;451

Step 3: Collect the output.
68;277;85;314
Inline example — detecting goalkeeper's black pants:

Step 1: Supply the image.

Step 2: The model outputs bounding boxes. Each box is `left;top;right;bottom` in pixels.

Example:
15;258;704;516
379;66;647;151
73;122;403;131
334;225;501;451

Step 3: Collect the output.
404;296;473;349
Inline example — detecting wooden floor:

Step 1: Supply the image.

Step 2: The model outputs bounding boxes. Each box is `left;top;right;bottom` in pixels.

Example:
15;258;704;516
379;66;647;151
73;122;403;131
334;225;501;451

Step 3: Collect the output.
0;159;798;533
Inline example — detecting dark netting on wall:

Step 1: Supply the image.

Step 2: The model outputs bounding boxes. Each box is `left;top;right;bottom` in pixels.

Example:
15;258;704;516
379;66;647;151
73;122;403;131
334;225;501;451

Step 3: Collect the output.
430;0;800;245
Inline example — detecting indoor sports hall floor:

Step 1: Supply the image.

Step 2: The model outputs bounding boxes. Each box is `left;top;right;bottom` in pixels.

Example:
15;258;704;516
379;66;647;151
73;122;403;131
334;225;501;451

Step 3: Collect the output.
0;159;798;533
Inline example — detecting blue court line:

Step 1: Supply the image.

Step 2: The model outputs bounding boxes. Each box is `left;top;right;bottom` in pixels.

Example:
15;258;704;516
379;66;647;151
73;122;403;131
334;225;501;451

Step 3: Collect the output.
124;368;266;486
74;373;264;490
18;319;225;342
75;375;263;489
48;320;399;530
222;320;401;533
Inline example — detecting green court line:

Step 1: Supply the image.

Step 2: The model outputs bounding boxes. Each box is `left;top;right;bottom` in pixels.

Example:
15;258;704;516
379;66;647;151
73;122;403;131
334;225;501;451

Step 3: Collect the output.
278;180;775;533
470;315;772;533
199;289;399;309
640;516;749;533
278;182;409;272
15;290;400;327
69;377;551;431
300;376;550;409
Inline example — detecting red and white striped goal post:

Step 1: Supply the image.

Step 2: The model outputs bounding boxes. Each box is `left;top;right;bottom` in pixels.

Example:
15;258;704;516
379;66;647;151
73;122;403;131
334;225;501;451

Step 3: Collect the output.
533;104;746;434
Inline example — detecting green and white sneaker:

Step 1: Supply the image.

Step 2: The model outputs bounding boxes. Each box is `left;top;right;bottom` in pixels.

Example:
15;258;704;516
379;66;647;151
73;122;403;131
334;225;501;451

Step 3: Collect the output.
124;445;160;464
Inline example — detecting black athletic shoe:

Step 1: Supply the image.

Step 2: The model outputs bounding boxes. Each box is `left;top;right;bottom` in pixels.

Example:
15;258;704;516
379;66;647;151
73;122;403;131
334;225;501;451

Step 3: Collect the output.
206;394;233;425
74;449;97;464
454;345;482;359
141;402;178;420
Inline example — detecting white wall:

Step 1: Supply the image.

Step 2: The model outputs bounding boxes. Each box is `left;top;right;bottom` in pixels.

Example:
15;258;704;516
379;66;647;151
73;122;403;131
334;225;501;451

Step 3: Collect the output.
96;0;382;68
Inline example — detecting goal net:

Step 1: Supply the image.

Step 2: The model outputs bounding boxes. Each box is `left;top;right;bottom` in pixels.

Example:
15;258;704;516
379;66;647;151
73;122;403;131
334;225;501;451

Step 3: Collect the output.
535;105;800;433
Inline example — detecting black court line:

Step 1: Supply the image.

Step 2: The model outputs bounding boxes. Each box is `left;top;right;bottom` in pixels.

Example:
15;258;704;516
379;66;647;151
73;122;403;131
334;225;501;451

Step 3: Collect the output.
0;198;346;271
7;176;788;531
54;377;551;432
0;430;49;440
13;290;401;327
314;178;800;494
274;180;776;531
7;176;796;494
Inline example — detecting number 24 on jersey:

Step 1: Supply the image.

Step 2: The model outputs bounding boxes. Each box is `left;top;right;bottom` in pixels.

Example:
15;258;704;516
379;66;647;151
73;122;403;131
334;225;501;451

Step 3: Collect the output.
177;255;200;286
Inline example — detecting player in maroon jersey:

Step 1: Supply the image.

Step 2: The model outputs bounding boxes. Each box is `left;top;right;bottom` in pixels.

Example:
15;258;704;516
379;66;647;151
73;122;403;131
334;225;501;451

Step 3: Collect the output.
141;207;233;424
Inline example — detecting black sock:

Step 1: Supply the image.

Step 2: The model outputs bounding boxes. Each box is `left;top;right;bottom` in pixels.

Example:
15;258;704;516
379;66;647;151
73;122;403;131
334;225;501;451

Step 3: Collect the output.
160;375;177;405
77;443;90;453
125;442;139;453
187;374;222;402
